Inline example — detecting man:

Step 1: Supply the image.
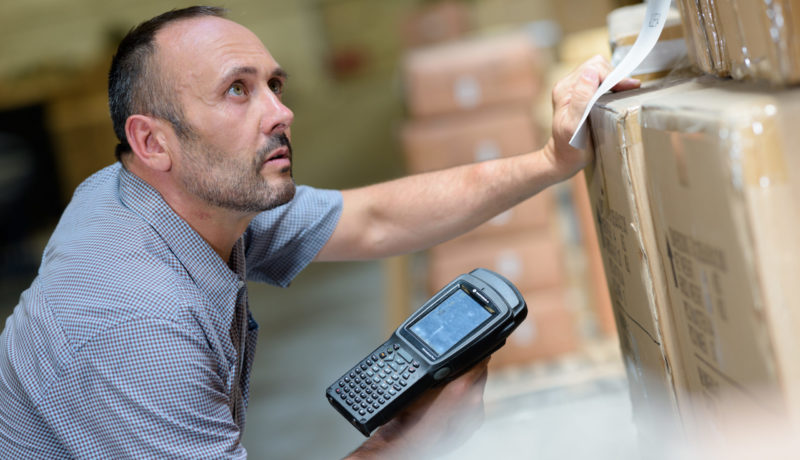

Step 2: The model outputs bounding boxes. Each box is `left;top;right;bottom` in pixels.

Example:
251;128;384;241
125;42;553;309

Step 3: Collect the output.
0;6;637;459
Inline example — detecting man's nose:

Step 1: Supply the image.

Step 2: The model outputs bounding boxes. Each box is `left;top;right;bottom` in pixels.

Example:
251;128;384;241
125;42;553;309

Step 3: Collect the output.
261;90;294;135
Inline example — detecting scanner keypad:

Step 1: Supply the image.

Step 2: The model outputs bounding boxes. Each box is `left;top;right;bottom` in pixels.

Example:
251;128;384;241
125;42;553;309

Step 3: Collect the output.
335;343;421;415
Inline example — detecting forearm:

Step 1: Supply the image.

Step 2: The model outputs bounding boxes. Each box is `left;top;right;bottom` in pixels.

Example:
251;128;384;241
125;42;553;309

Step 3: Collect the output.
315;55;640;263
318;146;563;261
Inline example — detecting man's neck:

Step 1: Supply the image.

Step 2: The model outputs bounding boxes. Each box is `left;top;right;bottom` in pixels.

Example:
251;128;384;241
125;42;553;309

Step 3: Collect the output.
125;161;254;264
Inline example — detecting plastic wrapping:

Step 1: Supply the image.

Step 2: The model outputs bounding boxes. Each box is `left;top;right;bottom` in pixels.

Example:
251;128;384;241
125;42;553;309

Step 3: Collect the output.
586;78;708;452
589;75;800;452
639;78;800;448
677;0;800;84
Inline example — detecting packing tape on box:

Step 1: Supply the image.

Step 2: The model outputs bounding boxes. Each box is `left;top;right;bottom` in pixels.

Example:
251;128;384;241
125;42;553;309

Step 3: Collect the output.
570;0;672;149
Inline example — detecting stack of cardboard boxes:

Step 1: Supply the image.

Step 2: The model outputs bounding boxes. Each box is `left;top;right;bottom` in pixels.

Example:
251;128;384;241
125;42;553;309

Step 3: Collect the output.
587;2;800;456
400;31;584;369
676;0;800;84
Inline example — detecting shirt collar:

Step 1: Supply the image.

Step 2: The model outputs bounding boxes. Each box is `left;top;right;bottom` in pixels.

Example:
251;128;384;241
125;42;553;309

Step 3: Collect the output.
117;166;245;304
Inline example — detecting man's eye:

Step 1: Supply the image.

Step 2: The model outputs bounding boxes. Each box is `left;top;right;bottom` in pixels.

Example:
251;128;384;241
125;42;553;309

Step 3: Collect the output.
228;82;246;97
268;78;283;95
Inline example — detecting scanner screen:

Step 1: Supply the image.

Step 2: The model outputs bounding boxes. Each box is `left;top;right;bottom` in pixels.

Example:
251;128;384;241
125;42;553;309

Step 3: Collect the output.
410;289;492;355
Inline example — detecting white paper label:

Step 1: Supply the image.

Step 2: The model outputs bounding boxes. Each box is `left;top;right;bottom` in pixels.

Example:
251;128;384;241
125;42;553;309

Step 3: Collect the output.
569;0;672;149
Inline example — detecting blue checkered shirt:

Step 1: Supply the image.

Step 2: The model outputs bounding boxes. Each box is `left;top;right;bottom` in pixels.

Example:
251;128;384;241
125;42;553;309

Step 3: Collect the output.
0;164;342;458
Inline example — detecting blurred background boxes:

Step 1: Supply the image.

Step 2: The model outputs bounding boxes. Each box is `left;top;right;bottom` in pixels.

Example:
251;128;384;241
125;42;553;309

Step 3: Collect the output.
402;31;542;118
491;288;581;369
401;104;542;173
428;230;566;295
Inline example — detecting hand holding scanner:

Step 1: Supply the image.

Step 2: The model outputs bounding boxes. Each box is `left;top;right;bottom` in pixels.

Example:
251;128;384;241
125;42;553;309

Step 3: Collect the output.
325;268;527;436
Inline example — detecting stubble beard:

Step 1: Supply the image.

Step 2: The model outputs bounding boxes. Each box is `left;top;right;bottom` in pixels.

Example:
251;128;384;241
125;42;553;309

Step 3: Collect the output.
179;132;297;213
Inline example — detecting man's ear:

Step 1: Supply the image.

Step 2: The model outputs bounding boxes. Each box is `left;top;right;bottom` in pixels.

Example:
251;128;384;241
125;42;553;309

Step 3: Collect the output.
125;114;172;172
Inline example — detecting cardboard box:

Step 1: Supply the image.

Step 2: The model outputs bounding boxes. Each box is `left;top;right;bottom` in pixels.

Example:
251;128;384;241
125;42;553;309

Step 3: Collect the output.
320;0;417;78
401;104;540;174
402;32;541;118
552;0;616;35
490;288;579;369
472;0;556;32
586;78;710;447
428;230;565;295
607;3;689;82
401;0;471;49
570;172;615;337
676;0;800;84
639;79;800;448
459;189;555;242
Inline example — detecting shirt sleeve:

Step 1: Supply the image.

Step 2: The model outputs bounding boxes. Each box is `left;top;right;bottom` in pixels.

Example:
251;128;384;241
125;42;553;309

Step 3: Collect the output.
39;317;246;459
243;186;342;287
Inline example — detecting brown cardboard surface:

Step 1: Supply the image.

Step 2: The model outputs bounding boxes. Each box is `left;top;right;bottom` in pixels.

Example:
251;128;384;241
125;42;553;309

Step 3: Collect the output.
402;32;541;118
678;0;800;83
640;79;800;446
401;0;471;49
401;104;540;174
490;288;579;369
607;4;688;82
458;189;555;241
586;78;707;445
428;230;565;295
570;172;616;337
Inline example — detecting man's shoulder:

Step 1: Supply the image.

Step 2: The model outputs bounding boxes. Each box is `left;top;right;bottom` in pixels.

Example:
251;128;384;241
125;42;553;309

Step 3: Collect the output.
37;184;203;345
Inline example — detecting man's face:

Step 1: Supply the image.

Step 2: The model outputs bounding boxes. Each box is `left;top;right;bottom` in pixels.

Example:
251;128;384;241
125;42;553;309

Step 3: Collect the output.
156;17;296;213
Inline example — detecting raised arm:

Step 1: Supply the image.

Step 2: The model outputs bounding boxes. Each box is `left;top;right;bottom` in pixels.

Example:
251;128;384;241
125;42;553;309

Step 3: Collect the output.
316;56;639;262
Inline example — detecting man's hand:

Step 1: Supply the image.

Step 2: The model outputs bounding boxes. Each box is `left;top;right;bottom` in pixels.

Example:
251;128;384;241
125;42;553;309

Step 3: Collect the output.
347;358;490;459
545;55;641;181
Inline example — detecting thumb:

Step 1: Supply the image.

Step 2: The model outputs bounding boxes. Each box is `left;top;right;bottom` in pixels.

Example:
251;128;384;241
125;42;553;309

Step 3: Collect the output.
569;66;601;122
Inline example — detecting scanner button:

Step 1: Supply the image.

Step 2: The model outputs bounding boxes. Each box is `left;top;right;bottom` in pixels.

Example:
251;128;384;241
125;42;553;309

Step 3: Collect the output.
397;348;413;362
393;344;400;350
433;367;451;380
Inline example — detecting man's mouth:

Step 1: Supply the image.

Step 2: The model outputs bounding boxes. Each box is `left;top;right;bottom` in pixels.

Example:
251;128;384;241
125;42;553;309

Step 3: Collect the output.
262;145;292;172
266;145;290;161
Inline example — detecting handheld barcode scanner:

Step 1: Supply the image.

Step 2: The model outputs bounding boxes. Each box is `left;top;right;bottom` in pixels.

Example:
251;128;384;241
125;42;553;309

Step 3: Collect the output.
325;268;527;436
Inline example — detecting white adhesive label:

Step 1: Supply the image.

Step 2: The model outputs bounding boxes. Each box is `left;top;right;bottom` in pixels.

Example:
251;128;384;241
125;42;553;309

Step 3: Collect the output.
569;0;672;149
454;75;481;109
